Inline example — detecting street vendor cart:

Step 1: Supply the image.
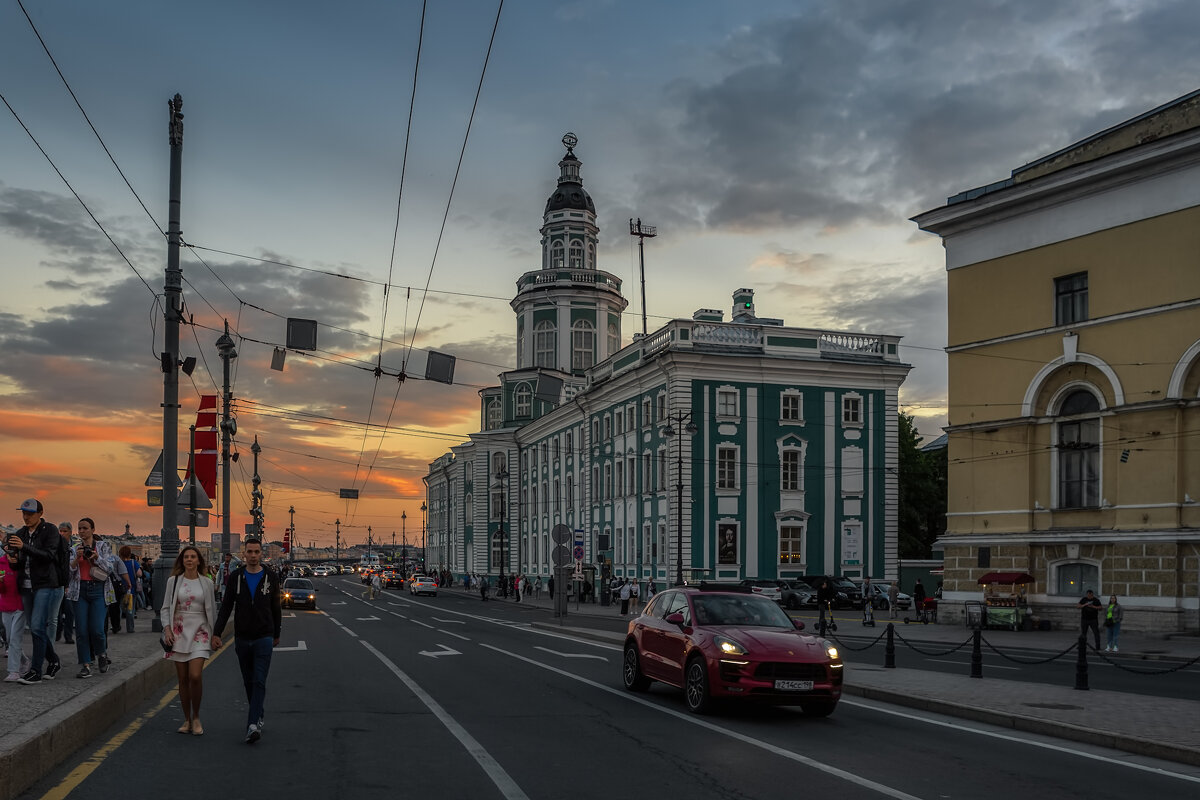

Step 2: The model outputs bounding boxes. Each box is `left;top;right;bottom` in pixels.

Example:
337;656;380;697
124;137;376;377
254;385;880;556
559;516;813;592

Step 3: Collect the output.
977;572;1034;631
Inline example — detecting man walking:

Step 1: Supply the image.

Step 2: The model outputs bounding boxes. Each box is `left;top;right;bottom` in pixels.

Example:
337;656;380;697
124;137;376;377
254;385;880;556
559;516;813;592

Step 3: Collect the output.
8;499;65;684
1078;589;1102;651
213;537;281;744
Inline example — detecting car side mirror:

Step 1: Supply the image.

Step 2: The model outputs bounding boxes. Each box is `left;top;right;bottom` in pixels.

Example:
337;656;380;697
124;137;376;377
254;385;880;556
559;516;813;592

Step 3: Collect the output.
793;619;806;631
665;612;685;625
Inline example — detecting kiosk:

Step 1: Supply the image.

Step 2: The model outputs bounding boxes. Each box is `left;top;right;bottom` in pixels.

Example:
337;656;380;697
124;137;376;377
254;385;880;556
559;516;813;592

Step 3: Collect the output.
977;572;1035;630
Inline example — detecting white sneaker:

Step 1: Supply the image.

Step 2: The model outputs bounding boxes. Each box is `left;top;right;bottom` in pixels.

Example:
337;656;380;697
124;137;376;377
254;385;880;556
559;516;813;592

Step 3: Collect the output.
4;672;19;682
1112;646;1119;652
1104;645;1111;652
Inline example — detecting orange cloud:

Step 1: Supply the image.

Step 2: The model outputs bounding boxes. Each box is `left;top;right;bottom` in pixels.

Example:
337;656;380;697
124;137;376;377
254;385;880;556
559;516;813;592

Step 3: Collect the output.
0;410;154;444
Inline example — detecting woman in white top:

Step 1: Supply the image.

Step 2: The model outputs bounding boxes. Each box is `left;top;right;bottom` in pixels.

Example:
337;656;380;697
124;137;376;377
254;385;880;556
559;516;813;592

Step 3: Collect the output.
160;545;218;735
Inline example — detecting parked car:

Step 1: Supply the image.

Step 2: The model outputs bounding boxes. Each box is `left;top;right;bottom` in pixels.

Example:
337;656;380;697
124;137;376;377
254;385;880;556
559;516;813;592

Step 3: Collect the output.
738;579;783;604
282;578;318;609
797;576;851;609
622;585;843;715
831;577;864;609
777;580;816;610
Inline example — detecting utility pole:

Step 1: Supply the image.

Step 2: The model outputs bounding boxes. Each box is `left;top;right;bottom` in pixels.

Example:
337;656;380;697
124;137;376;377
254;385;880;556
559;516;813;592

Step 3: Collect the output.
153;93;186;629
335;518;341;568
216;321;237;557
250;436;263;540
629;218;656;337
187;424;197;545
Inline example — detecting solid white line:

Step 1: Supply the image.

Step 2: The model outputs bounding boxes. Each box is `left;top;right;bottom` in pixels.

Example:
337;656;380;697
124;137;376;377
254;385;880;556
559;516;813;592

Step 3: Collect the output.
838;698;1200;784
925;659;1020;671
439;629;471;641
533;646;607;661
481;643;921;800
360;640;530;799
411;619;435;630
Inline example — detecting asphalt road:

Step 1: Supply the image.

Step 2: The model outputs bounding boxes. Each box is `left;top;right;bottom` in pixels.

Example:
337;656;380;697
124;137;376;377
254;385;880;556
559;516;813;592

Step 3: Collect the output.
20;577;1200;800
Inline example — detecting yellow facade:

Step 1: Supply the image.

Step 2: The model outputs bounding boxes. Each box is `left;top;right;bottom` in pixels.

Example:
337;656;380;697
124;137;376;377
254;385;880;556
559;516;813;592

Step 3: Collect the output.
916;91;1200;632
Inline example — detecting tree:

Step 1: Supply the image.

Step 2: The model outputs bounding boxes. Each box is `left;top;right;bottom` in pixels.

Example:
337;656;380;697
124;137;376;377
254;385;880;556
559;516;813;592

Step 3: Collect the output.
897;414;947;559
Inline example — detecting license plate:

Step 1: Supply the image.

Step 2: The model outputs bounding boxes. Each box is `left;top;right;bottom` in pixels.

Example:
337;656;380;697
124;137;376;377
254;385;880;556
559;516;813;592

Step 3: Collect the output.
774;679;813;691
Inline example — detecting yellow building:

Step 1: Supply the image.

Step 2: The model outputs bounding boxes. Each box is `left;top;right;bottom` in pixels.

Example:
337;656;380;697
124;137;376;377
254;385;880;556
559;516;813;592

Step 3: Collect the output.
914;90;1200;633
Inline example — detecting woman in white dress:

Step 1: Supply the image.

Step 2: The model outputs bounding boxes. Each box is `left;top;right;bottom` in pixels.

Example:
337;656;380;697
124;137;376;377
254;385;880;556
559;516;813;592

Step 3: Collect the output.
160;545;218;735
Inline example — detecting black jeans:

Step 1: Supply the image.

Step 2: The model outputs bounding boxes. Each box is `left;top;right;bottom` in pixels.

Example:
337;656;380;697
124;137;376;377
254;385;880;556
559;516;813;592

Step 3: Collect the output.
1081;618;1100;650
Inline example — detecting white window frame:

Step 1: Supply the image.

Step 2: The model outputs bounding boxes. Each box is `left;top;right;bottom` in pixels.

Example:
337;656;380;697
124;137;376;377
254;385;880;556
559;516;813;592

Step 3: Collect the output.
717;445;739;491
572;319;595;371
514;383;532;418
717;387;739;419
534;321;556;368
842;392;863;427
781;390;803;424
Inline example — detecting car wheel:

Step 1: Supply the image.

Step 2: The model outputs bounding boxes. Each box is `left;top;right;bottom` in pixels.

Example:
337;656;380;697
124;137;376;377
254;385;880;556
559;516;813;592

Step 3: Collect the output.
800;700;837;718
683;656;713;714
622;643;651;692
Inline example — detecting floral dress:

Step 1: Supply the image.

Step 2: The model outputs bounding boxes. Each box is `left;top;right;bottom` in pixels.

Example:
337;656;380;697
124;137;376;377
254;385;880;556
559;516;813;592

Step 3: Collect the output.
161;575;215;662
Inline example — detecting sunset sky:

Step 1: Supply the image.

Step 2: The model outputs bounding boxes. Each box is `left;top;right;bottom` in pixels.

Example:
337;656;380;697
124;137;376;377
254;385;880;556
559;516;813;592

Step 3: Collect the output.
2;1;1198;547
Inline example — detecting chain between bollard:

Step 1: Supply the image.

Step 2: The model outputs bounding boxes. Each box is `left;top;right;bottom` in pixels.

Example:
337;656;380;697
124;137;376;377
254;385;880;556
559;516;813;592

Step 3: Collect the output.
1088;644;1200;676
979;635;1079;665
827;626;890;652
891;626;975;657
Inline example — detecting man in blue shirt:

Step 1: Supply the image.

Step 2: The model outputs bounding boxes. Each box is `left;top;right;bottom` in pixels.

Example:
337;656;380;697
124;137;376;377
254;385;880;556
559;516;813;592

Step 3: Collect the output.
213;537;281;744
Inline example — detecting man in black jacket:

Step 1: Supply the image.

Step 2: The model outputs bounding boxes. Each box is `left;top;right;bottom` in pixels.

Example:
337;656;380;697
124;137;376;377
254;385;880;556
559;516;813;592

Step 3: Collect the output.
213;537;281;744
7;499;64;684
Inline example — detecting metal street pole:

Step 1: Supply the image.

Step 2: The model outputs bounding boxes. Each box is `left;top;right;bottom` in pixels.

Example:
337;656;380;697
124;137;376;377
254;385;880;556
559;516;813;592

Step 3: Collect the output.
187;424;197;545
216;321;237;558
288;505;295;564
154;94;186;630
401;510;406;573
665;411;697;587
420;501;427;571
335;518;340;568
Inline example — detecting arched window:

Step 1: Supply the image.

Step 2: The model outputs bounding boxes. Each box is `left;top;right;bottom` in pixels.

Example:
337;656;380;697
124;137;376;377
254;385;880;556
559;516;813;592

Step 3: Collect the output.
587;243;595;269
569;242;583;268
514;384;532;418
572;319;595;371
1056;389;1100;509
534;321;556;368
551;241;564;268
486;400;501;430
608;322;619;355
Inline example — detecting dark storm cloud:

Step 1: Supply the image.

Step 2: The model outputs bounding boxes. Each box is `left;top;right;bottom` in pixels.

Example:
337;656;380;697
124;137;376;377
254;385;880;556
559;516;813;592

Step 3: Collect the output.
639;0;1200;231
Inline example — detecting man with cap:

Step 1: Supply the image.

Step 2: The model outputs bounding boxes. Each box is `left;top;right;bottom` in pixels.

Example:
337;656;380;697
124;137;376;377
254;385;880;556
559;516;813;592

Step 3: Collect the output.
7;499;66;683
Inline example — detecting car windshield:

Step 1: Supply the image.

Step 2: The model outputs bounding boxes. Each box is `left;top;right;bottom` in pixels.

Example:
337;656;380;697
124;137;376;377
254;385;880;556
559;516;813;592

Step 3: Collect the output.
692;594;794;628
284;579;313;590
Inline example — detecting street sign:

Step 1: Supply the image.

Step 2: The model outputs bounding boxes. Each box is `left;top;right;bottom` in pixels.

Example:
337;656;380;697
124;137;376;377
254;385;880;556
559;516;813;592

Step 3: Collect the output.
551;523;572;545
339;488;359;499
144;451;183;487
572;543;585;562
551;544;571;567
146;489;163;507
177;509;210;527
177;473;213;509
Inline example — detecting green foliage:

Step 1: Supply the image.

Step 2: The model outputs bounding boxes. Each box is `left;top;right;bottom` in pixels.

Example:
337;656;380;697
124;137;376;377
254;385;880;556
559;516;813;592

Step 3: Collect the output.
897;414;947;559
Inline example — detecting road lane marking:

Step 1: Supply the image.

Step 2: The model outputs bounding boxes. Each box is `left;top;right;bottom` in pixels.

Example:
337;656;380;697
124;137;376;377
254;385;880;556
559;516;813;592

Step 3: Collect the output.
925;659;1020;671
481;643;921;800
419;644;462;658
839;698;1200;784
37;643;234;800
411;619;435;629
534;646;607;661
433;617;466;624
275;640;308;652
356;615;381;621
439;629;471;641
323;612;358;638
360;640;530;799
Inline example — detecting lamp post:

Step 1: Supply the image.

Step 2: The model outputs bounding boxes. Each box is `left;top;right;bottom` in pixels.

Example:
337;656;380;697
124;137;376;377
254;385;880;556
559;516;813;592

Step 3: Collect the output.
420;501;427;572
663;411;698;587
367;526;373;561
288;505;295;566
401;510;407;575
215;321;237;558
335;518;341;569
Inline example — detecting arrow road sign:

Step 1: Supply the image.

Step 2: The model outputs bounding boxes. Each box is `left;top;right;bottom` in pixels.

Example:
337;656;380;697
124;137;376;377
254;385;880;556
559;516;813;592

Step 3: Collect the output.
419;644;461;658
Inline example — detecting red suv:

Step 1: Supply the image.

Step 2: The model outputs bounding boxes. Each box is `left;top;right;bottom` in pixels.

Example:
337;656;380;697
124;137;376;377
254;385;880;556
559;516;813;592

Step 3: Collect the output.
622;584;843;715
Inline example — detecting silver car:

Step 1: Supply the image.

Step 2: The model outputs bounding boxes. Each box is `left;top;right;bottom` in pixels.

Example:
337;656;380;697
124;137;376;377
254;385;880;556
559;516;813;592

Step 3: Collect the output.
861;583;911;611
409;576;438;596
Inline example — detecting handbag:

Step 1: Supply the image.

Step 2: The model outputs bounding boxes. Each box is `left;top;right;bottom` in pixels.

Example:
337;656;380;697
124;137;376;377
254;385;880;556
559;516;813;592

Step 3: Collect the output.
159;576;180;652
91;562;110;582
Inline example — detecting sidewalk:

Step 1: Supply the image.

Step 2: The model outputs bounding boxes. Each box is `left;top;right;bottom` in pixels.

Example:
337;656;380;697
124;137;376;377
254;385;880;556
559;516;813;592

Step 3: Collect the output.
485;586;1200;767
0;627;171;800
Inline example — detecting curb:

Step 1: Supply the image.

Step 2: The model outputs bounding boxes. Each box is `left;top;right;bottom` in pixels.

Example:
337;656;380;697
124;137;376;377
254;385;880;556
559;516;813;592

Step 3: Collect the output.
840;683;1200;767
0;650;174;800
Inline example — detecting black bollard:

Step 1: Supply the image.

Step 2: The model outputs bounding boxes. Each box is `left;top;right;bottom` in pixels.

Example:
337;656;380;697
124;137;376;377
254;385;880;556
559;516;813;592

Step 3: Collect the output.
1074;635;1089;690
884;623;895;668
970;628;983;678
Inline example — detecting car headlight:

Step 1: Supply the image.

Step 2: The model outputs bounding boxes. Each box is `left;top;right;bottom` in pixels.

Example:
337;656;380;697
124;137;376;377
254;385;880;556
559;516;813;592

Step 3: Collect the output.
820;639;839;659
713;635;748;656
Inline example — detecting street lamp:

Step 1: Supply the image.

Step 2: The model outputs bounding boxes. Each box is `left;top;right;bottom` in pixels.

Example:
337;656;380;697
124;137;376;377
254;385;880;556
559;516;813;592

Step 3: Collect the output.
663;411;698;587
215;321;237;559
401;510;407;575
420;501;427;571
335;518;341;569
288;505;295;565
368;526;373;560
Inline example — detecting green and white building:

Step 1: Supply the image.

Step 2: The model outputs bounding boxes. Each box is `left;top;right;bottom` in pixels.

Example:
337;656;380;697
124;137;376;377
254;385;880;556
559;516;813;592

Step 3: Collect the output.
425;137;912;588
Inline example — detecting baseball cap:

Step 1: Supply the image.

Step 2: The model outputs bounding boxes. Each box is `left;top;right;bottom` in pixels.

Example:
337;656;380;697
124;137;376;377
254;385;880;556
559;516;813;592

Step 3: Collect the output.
18;498;42;513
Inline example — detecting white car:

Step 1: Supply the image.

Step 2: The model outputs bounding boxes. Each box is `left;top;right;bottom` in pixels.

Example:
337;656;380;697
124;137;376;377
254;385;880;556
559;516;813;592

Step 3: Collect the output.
311;565;332;577
409;576;437;596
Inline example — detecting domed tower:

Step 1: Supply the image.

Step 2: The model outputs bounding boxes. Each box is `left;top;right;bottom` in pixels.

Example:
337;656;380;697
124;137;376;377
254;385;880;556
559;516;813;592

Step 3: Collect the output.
512;133;628;374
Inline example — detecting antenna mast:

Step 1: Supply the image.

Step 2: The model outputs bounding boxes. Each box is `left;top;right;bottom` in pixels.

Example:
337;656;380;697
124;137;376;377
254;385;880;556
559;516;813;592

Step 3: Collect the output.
629;217;657;336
